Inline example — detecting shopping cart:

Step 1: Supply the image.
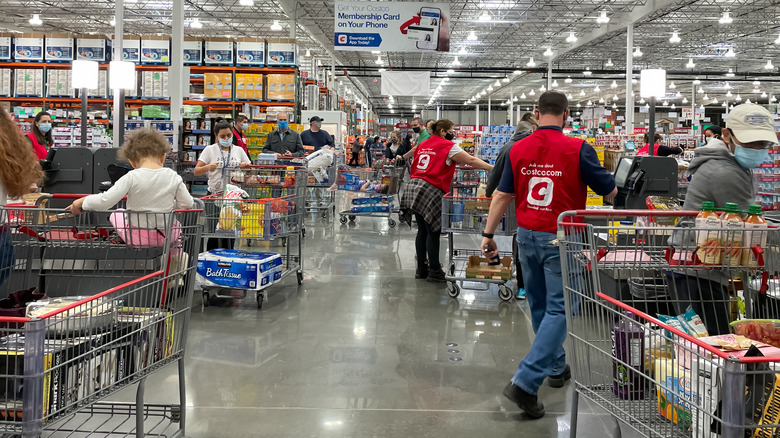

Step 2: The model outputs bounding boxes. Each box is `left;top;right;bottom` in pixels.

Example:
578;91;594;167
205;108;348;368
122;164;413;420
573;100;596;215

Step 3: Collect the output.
558;209;780;438
337;166;403;228
306;165;336;220
0;197;203;437
199;165;305;308
441;168;517;301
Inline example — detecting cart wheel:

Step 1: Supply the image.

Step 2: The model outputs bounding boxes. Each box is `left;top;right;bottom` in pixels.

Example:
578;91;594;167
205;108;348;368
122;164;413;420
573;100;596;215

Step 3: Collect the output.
388;218;396;228
281;237;287;247
499;285;513;301
202;291;210;307
449;263;455;276
447;282;460;298
297;271;303;285
339;215;348;224
302;227;306;238
257;292;264;309
453;250;459;257
322;211;328;219
348;215;356;222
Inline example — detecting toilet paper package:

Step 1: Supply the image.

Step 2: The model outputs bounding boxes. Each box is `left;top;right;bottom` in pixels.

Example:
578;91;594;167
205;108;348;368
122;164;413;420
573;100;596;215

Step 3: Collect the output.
197;249;283;290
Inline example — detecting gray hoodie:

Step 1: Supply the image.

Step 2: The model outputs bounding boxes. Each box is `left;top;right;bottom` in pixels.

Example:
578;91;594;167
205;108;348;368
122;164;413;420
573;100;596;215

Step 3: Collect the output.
683;140;754;212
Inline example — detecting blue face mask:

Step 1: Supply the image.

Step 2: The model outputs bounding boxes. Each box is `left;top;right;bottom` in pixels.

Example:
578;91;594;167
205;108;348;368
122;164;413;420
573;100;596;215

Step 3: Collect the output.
218;138;232;147
39;123;51;133
278;121;289;130
733;144;769;169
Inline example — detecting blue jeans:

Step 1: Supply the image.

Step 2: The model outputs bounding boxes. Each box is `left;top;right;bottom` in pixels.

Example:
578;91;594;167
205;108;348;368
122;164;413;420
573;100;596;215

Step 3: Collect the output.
512;228;567;395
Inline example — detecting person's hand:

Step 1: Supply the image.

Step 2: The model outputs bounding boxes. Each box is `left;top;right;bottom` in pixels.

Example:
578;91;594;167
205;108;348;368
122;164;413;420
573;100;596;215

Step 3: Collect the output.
239;162;250;168
208;163;218;172
66;198;85;215
284;150;293;157
437;14;450;52
481;237;498;259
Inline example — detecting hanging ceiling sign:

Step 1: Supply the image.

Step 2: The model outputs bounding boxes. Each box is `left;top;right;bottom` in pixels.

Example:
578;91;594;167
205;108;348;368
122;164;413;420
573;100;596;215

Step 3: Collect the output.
334;1;451;52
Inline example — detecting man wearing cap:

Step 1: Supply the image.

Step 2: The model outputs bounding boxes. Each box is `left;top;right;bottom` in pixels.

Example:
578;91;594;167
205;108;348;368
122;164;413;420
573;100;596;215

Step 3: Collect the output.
669;103;780;336
301;116;334;152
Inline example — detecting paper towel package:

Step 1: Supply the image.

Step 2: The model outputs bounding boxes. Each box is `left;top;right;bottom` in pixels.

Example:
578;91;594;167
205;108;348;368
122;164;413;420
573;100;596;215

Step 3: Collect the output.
197;249;283;290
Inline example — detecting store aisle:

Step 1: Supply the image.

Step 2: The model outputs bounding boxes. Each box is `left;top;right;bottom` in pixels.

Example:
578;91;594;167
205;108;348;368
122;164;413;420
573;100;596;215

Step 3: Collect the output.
112;218;633;438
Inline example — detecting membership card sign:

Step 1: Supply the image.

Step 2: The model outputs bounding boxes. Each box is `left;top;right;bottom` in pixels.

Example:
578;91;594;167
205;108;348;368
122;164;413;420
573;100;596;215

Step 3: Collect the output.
334;1;450;52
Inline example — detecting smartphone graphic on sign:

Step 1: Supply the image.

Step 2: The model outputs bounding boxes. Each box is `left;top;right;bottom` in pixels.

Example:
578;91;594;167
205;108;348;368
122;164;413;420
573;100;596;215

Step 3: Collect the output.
411;7;440;50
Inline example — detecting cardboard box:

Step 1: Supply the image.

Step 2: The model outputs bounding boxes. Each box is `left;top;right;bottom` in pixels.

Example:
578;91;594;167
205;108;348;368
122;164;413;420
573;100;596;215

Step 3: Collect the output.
13;34;44;61
45;34;74;62
183;38;202;65
75;36;108;61
690;357;720;438
204;38;234;65
267;39;297;66
140;35;170;64
236;38;265;66
0;35;11;61
121;36;142;63
655;358;692;431
465;255;512;280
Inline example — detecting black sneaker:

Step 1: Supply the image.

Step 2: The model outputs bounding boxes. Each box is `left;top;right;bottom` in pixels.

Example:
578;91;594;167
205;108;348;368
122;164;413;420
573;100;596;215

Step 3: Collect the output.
547;365;571;388
427;268;447;283
502;382;545;418
415;265;429;279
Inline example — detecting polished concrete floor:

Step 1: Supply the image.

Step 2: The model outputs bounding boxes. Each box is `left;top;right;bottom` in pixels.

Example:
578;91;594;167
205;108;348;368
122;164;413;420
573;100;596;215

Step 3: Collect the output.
103;215;637;438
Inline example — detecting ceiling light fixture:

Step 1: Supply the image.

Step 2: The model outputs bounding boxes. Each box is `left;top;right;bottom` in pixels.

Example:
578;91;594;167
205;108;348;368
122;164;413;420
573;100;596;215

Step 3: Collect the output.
487;85;493;91
576;103;581;108
639;98;646;104
753;80;761;86
529;89;535;96
594;85;601;92
375;55;383;65
682;97;688;104
552;80;559;87
502;76;510;83
583;68;592;76
304;49;311;57
604;58;614;68
110;18;116;26
513;70;522;75
698;87;704;94
596;10;609;24
448;69;455;75
775;34;780;44
611;80;617;88
703;94;709;101
599;97;605;103
453;57;461;66
686;58;696;69
719;11;733;24
669;31;681;44
736;94;742;101
726;90;733;97
762;91;768;98
565;76;572;83
378;68;386;72
479;11;491;22
458;47;468;55
566;32;577;43
539;85;546;92
543;47;554;57
527;57;536;67
662;100;669;106
270;20;282;31
772;95;778;102
633;46;642;57
239;0;253;5
676;91;682;98
495;79;501;87
521;93;526;98
693;78;701;85
613;94;619;101
724;47;736;58
29;14;42;26
669;81;676;89
371;50;380;54
467;31;478;41
726;68;735;77
612;103;617;109
746;98;752;104
765;59;775;70
712;98;719;104
513;96;518;102
579;90;585;96
587;100;593;105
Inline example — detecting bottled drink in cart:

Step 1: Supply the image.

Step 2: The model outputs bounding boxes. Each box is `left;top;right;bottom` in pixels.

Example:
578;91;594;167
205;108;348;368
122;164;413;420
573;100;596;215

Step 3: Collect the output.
695;201;722;265
742;204;768;267
720;202;744;267
612;312;645;400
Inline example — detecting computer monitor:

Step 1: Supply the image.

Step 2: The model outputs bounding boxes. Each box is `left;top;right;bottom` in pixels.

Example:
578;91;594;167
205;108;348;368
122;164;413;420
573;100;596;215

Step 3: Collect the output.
614;157;634;188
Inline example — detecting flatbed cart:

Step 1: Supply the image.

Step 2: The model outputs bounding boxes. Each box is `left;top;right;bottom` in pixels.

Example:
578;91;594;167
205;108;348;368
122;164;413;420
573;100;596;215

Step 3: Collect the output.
0;199;203;437
199;165;306;309
558;209;780;438
337;166;403;228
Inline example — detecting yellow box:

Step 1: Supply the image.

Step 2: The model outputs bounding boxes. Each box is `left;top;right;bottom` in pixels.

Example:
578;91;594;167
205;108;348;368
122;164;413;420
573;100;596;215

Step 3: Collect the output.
240;204;265;238
586;194;603;206
235;73;246;99
204;73;216;99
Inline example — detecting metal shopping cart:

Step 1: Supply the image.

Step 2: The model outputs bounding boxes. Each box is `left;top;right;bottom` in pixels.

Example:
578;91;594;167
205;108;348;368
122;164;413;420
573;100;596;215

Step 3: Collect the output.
199;165;305;308
558;209;780;438
337;166;403;228
0;198;203;437
441;167;517;302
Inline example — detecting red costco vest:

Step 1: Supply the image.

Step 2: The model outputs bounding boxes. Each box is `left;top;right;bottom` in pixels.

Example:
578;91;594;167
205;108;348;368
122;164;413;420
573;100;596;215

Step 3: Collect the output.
27;132;48;160
508;128;586;233
410;135;458;193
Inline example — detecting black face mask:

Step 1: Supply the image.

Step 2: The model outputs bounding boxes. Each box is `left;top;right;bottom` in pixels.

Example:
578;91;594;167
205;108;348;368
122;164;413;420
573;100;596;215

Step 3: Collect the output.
412;126;421;133
444;133;455;141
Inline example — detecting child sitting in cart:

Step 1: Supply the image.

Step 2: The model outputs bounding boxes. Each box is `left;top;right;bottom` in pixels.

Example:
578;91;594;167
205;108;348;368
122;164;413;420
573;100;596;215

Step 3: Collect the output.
66;128;194;247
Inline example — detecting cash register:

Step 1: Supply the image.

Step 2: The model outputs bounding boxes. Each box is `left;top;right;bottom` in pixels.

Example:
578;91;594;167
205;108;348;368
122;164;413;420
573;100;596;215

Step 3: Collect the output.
612;156;678;209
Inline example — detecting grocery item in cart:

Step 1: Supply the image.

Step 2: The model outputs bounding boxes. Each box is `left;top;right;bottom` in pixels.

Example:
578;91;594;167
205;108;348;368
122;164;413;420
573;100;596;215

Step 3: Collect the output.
732;319;780;348
743;204;768;267
465;256;512;280
695;201;723;265
654;358;692;431
645;196;682;226
612;312;645;400
720;202;744;267
197;249;283;290
26;297;115;335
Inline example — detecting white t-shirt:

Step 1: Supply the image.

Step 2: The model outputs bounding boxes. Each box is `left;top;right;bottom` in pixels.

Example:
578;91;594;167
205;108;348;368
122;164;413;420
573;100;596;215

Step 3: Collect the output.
198;144;251;192
446;144;464;166
82;167;194;228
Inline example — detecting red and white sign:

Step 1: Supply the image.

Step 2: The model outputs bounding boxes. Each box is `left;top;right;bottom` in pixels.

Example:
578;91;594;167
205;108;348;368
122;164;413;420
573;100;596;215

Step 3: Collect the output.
396;122;410;129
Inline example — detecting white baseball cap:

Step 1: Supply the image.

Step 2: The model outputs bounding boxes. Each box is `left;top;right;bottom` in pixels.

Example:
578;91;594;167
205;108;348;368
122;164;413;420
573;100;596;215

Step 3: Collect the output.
726;103;779;145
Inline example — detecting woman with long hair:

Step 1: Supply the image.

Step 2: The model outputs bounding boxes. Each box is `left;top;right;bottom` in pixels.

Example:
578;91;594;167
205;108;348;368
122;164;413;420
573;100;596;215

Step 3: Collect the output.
0;108;44;204
24;111;54;160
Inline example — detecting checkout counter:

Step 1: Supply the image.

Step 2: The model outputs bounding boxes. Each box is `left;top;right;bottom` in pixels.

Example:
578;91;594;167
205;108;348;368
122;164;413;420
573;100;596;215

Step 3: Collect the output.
42;147;132;207
612;155;679;209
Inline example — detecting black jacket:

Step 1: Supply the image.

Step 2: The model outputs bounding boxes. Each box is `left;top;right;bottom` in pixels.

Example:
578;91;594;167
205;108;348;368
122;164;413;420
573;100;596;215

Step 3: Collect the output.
262;129;304;157
485;130;533;197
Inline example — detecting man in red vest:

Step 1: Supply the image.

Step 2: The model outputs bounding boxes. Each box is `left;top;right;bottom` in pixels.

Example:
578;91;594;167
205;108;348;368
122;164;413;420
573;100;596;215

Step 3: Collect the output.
481;91;616;418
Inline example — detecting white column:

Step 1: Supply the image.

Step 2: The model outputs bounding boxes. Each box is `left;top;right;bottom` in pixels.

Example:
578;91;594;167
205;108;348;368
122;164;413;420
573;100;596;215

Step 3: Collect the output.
516;105;521;123
170;0;184;151
475;104;479;131
625;24;634;135
112;0;124;148
547;64;553;91
487;96;491;126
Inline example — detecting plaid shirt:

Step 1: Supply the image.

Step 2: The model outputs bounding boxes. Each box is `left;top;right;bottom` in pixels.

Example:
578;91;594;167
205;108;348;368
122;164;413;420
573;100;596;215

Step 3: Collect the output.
400;177;444;231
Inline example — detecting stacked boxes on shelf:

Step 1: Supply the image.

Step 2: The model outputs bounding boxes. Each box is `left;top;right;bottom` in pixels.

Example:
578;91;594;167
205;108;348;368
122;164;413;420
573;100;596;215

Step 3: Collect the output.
46;69;74;97
236;74;264;100
204;73;233;99
124;121;145;141
141;71;169;99
52;125;110;148
0;69;11;96
149;121;174;146
266;74;295;101
754;143;780;210
14;69;44;97
478;125;515;165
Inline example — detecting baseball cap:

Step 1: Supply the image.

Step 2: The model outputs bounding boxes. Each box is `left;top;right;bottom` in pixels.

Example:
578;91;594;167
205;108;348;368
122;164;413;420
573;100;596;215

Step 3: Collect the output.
309;116;324;123
726;104;778;145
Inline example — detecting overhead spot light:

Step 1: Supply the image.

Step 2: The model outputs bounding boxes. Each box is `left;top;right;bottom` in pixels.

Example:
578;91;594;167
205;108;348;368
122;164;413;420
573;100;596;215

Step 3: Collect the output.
765;59;775;70
495;79;501;87
692;77;701;85
447;69;455;75
596;10;609;24
712;98;719;104
479;11;491;22
458;47;468;55
543;47;553;57
304;49;311;57
529;89;535;96
576;103;581;108
513;70;522;75
539;85;546;92
566;32;577;43
594;85;601;92
378;68;386;72
579;90;585;96
724;47;736;58
29;14;42;26
271;20;282;31
668;81;676;89
726;68;734;77
521;93;526;98
239;0;254;5
527;57;536;67
190;17;203;28
682;97;688;103
487;85;493;91
110;18;116;26
719;11;733;24
686;58;696;69
736;94;742;101
633;46;642;57
675;91;682;98
612;103;617;109
552;80;559;87
371;50;380;54
453;57;461;66
775;34;780;44
583;67;592;76
610;80;617;88
746;98;752;104
605;58;614;67
565;76;572;83
513;96;518;102
502;76;510;83
613;94;619;101
587;100;593;105
698;87;704;94
669;32;681;44
467;31;478;41
772;95;778;102
598;97;605;103
762;91;768;98
639;97;646;104
375;55;383;65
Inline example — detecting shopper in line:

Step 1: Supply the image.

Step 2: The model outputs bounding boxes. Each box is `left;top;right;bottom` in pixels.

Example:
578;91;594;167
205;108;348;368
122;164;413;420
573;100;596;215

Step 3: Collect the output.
262;112;304;157
401;118;435;162
636;132;682;156
300;116;334;152
669;104;778;335
481;91;616;418
24;111;54;160
231;115;249;157
401;119;493;282
0;108;43;205
363;135;375;168
349;137;361;166
384;132;402;161
703;125;724;147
